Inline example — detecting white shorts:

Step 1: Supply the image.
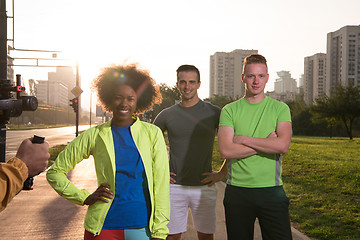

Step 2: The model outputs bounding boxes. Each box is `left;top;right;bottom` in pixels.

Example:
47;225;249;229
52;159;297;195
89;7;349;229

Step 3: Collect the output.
167;184;217;235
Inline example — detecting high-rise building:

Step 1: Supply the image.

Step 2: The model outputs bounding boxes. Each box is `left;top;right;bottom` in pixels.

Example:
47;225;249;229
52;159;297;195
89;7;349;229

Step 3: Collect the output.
210;49;258;99
298;74;304;88
266;71;297;103
274;71;297;94
304;53;326;104
36;80;68;106
326;25;360;95
297;74;304;96
48;67;79;100
46;66;82;110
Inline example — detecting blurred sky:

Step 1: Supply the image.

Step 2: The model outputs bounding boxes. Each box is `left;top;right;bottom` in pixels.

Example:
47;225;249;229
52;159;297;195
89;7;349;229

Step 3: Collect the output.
5;0;360;110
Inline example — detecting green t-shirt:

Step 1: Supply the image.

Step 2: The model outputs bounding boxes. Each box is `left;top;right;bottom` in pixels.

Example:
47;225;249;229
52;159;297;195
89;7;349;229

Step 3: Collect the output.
219;96;291;188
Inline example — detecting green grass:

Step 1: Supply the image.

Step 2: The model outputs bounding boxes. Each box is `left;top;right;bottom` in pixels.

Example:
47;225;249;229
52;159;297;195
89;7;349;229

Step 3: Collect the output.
48;144;66;167
211;136;360;240
47;130;85;167
282;136;360;240
212;136;223;171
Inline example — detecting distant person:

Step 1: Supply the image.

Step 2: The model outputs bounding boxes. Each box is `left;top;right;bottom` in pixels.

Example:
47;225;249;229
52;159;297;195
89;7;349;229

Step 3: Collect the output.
0;138;50;212
47;63;170;240
218;54;293;239
154;65;221;240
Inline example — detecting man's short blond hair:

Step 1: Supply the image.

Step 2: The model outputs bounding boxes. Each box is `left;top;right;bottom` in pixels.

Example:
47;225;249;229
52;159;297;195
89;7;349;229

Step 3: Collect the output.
242;54;268;74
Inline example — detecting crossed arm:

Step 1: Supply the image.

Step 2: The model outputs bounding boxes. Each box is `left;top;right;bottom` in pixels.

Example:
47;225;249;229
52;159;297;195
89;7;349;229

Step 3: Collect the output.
219;121;292;159
201;121;292;186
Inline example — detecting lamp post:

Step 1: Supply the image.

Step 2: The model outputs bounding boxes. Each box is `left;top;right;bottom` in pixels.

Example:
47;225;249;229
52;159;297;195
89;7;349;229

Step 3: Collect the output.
90;92;92;127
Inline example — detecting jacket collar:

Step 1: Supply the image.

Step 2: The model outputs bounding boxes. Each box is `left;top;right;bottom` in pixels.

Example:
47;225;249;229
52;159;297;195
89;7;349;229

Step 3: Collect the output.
97;116;140;141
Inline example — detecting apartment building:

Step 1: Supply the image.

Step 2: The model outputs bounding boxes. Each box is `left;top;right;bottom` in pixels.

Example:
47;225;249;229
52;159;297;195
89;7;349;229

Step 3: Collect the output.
326;25;360;96
274;71;297;94
35;66;78;107
265;71;297;102
37;80;68;106
48;67;79;100
209;49;258;99
297;74;304;96
304;53;326;104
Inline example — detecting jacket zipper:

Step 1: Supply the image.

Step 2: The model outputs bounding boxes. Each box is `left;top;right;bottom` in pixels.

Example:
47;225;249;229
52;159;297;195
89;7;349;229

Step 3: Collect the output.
95;200;112;235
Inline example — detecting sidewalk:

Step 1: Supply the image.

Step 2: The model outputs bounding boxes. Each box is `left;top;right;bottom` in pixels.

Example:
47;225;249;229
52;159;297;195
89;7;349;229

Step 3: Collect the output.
0;157;97;239
0;157;311;239
183;181;311;240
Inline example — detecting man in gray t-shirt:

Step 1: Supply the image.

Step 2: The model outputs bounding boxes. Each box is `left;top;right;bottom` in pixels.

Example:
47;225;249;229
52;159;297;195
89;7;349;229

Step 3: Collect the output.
154;65;220;240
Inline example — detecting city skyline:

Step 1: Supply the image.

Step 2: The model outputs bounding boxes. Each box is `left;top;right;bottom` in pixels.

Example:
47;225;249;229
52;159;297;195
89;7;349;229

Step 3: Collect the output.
5;0;360;110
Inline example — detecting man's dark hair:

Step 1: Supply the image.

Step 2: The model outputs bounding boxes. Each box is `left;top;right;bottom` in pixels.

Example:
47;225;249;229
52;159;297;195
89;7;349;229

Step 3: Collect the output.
176;65;200;82
242;54;268;74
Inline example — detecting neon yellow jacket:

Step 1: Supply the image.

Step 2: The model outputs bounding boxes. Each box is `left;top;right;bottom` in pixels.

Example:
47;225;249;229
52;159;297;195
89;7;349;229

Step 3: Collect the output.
46;117;170;239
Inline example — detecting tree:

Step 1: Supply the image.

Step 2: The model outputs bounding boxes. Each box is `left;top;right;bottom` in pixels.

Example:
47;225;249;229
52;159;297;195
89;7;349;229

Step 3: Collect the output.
311;82;360;140
151;83;180;120
286;97;328;136
203;94;234;109
286;96;307;119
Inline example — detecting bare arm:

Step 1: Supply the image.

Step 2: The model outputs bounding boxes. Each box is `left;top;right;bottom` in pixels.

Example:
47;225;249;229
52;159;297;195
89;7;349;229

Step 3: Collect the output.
218;126;258;159
233;121;292;154
201;159;229;186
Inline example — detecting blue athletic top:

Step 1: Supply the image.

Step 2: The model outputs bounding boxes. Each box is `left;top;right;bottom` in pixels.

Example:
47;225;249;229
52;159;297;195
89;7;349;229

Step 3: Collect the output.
102;124;151;229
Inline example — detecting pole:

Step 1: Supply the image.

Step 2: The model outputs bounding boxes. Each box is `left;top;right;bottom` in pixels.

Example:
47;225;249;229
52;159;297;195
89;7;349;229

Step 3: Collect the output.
0;0;7;83
75;62;79;137
12;0;14;47
0;0;7;162
89;92;92;127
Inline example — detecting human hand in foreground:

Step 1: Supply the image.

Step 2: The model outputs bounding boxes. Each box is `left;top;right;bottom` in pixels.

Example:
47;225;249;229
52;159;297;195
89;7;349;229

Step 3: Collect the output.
201;171;226;187
84;183;113;205
170;172;176;184
16;138;50;177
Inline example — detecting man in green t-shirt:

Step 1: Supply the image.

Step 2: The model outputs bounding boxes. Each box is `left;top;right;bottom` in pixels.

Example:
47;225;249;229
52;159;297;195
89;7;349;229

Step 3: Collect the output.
217;54;293;240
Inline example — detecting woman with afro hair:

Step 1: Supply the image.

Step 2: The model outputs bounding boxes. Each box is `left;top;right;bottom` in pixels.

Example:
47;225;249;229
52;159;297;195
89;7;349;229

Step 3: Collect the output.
47;64;170;240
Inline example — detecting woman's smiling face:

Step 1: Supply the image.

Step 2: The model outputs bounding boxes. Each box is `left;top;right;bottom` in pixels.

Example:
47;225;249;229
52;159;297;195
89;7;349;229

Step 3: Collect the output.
111;84;137;127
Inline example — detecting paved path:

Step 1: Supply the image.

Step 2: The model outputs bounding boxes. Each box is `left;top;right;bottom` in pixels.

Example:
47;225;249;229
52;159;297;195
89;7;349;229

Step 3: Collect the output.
0;157;97;239
182;181;311;240
0;157;311;239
